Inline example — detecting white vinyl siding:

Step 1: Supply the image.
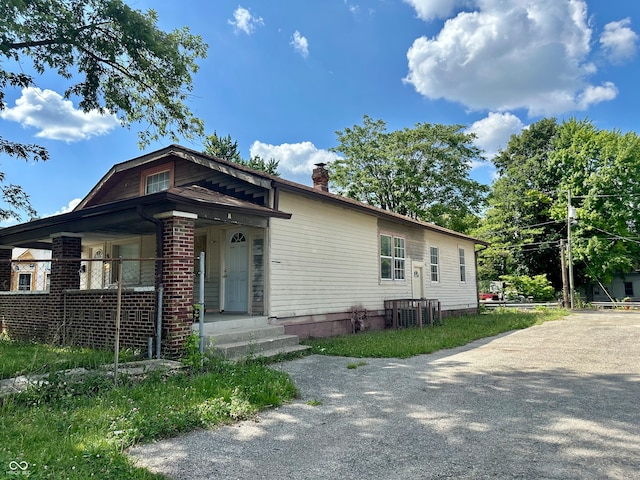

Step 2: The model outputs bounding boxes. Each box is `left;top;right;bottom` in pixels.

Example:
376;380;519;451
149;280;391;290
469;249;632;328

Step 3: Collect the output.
269;193;411;317
269;191;479;317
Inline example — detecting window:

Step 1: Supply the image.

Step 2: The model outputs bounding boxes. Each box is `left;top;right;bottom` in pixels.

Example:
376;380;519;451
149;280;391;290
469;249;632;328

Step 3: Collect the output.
18;273;31;291
145;170;170;194
380;234;405;280
430;246;439;282
624;282;633;297
459;248;466;283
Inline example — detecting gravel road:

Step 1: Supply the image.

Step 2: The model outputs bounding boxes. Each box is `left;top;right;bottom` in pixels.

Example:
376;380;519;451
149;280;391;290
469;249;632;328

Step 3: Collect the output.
129;311;640;479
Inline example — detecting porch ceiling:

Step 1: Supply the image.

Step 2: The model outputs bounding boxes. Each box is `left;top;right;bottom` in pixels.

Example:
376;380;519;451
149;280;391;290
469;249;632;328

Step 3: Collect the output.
0;186;291;249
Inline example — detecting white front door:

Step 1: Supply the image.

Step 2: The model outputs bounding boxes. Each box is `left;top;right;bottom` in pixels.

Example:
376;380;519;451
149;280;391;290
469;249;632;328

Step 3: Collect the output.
224;230;248;312
412;263;424;299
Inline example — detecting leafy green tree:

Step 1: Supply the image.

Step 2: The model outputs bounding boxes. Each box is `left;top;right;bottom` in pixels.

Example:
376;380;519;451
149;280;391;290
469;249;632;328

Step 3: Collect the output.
549;119;640;284
474;118;564;288
330;115;488;232
500;274;555;301
203;131;242;163
203;131;280;176
1;0;207;219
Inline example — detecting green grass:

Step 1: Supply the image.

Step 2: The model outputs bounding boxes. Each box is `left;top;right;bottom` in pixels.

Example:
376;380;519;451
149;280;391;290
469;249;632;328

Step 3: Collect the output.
0;358;297;479
303;309;568;358
0;338;136;380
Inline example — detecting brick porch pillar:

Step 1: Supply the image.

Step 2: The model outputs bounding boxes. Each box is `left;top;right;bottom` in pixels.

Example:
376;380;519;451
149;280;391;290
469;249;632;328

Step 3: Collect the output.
0;247;12;291
156;211;196;357
49;233;82;342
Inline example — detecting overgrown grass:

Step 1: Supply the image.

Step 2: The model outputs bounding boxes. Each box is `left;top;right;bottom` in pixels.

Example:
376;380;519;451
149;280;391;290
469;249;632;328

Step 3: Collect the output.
0;337;136;380
0;358;297;479
303;309;568;358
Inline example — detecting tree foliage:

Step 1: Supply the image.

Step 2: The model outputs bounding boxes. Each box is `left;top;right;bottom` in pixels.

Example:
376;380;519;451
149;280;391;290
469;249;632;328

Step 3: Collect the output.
330;115;488;232
0;0;207;219
549;119;640;285
476;117;640;293
474;118;564;288
203;131;280;176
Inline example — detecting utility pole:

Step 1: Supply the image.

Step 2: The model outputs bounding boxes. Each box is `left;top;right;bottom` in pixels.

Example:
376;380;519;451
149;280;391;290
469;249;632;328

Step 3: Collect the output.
567;190;576;309
560;239;569;308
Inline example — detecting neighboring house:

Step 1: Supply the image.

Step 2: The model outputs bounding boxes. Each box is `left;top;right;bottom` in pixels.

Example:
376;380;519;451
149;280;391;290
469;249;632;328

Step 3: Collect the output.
586;272;640;302
0;145;487;355
10;248;51;291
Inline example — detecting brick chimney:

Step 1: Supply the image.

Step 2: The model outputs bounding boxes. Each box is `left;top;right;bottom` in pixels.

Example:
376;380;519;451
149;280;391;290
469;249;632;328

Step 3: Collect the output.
312;163;329;192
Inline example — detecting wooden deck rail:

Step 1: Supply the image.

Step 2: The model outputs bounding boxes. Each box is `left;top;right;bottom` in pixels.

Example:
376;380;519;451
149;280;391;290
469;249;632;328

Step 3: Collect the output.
384;299;442;329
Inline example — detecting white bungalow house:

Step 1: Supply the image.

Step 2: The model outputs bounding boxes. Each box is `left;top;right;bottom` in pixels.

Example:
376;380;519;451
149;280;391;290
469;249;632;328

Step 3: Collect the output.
0;145;487;357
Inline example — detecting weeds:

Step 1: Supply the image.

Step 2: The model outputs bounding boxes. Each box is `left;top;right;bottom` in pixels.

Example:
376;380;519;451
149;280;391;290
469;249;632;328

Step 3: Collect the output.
1;349;297;479
304;309;568;358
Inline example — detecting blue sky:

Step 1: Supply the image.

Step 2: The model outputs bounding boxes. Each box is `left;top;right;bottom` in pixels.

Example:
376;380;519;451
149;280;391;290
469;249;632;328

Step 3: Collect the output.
2;0;639;222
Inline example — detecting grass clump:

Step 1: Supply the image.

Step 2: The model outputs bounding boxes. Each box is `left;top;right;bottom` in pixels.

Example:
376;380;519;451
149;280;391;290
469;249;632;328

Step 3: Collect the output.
304;309;567;358
0;337;136;380
1;353;297;479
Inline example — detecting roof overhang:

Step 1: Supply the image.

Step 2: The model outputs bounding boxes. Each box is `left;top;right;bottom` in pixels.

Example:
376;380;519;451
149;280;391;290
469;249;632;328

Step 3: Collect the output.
0;187;291;249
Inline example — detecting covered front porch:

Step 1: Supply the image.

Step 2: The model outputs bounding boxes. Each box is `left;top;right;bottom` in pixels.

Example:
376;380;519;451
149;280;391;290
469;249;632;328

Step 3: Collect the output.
0;187;290;357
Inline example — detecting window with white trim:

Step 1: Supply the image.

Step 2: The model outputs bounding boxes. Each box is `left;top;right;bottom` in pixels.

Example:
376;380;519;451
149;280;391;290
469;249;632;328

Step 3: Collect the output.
459;248;466;283
18;273;31;291
430;246;439;282
145;170;170;194
380;234;405;280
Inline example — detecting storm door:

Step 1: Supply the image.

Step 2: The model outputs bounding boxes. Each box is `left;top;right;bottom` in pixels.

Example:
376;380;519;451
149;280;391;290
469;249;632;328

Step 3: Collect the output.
224;230;249;312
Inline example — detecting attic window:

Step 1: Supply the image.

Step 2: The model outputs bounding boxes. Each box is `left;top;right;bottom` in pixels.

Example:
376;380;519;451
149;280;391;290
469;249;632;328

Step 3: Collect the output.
146;170;170;194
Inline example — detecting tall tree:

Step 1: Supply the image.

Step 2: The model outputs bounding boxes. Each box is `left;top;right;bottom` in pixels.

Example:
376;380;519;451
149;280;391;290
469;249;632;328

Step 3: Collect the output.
474;118;564;288
1;0;207;220
477;117;640;295
203;131;280;176
549;119;640;285
330;115;488;232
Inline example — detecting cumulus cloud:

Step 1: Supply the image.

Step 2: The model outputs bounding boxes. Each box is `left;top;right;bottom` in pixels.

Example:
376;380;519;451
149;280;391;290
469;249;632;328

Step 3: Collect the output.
249;141;338;174
403;0;468;21
600;18;638;63
52;198;82;216
404;0;623;116
468;112;525;161
0;87;119;142
290;31;309;58
228;6;264;35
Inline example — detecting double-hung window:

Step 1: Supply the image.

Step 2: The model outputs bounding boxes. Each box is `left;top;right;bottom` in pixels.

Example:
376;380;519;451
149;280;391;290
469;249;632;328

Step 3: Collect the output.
380;234;405;281
459;248;466;283
430;246;439;282
145;170;170;194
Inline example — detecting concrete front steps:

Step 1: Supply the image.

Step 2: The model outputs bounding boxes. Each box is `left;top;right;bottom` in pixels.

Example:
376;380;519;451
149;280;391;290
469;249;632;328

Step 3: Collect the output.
193;317;310;361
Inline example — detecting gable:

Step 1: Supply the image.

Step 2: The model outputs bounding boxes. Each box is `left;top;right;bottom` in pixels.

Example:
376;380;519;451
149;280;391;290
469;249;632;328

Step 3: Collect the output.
79;150;273;210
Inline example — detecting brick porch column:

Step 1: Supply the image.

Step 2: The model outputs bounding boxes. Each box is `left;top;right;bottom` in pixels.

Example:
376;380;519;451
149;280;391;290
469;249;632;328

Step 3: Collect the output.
49;233;82;342
0;247;12;291
156;211;196;357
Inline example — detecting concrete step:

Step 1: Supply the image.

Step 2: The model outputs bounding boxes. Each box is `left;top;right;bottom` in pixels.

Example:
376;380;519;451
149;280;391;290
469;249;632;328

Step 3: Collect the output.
204;325;285;346
193;316;270;334
212;334;309;360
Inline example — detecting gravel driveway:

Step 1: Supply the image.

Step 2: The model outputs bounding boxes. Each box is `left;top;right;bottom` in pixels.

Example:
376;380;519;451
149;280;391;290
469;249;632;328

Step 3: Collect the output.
129;311;640;479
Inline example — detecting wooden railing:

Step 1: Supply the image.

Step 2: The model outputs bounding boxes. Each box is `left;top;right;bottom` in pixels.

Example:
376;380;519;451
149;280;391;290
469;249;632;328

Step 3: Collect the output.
384;299;442;329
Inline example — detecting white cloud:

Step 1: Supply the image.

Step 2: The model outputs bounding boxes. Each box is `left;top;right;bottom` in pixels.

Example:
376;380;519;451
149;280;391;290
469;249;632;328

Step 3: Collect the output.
52;198;82;216
228;6;264;35
404;0;619;116
290;31;309;58
0;87;119;142
468;112;525;161
403;0;468;21
249;141;338;175
600;18;638;63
